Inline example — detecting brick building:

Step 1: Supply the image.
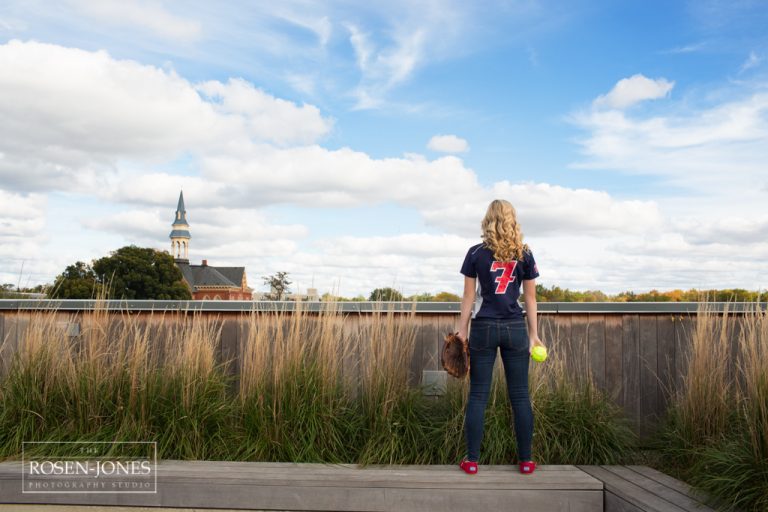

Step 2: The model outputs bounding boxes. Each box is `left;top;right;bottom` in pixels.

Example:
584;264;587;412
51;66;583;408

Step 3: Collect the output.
169;191;253;300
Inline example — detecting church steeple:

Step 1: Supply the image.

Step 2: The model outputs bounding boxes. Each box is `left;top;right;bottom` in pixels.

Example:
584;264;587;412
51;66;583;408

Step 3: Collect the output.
175;191;188;223
169;190;191;262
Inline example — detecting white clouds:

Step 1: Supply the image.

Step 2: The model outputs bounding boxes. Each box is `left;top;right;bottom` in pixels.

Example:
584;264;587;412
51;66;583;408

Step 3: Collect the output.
273;10;332;47
347;24;373;72
567;74;768;292
0;40;332;193
0;17;27;32
82;206;308;261
421;181;663;238
593;74;674;110
344;1;473;109
378;29;426;88
427;134;469;153
197;78;332;146
662;42;706;54
0;40;209;190
573;89;768;191
196;148;481;209
0;41;214;151
494;182;663;235
674;216;768;245
529;230;765;293
4;38;766;295
574;73;768;200
101;174;223;209
0;190;46;239
293;233;477;296
317;233;471;259
4;1;561;112
348;25;428;109
740;51;761;73
82;209;166;243
93;131;658;242
284;73;317;96
0;191;48;286
230;0;551;110
69;0;201;42
197;147;658;239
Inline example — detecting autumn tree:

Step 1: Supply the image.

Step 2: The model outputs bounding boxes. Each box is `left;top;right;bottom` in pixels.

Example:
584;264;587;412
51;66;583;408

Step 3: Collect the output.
433;291;461;302
407;292;434;302
369;287;404;301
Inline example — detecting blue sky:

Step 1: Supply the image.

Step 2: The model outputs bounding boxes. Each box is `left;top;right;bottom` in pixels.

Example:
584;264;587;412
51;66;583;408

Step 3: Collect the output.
1;0;766;297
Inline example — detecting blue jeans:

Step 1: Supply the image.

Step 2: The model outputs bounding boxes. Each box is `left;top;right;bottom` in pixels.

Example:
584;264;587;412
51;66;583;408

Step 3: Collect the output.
464;318;533;462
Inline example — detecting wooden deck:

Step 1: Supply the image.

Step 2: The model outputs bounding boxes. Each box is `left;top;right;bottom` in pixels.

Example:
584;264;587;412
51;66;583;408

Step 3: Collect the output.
579;466;716;512
0;461;603;511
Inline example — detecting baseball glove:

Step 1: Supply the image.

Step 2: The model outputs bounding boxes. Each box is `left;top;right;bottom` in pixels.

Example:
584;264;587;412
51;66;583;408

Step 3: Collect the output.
441;332;470;379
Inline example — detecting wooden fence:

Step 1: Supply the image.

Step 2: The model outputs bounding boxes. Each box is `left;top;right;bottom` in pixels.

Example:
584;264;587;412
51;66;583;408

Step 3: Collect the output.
0;300;764;437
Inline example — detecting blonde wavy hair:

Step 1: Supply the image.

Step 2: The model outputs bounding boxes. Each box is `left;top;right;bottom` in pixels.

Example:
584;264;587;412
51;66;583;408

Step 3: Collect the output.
481;199;529;261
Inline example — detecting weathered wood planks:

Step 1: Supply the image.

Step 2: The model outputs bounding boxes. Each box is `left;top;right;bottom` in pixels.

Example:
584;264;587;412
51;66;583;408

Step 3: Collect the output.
0;461;603;512
579;465;716;512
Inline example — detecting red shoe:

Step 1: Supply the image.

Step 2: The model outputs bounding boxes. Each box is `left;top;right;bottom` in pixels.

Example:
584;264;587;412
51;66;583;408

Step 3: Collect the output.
459;458;478;475
519;460;536;474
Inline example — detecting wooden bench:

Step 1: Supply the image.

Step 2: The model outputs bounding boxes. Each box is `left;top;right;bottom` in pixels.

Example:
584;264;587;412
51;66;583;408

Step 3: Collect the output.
579;465;717;512
1;460;718;511
0;461;602;511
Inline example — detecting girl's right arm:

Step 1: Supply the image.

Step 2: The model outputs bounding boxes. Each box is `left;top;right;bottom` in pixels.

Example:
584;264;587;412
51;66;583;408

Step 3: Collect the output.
523;279;541;353
458;276;476;341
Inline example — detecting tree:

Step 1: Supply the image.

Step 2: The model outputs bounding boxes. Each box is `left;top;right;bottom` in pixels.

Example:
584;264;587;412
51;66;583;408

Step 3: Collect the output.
262;271;291;300
91;246;191;300
407;292;434;302
51;247;191;300
369;287;404;301
433;291;461;302
1;282;53;298
49;261;102;299
0;283;20;299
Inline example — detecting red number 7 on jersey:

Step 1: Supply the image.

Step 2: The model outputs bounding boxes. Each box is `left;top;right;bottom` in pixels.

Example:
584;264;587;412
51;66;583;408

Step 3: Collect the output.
491;261;517;294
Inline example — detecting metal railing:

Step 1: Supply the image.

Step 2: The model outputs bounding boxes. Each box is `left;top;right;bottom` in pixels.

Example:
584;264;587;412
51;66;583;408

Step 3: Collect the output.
0;299;765;313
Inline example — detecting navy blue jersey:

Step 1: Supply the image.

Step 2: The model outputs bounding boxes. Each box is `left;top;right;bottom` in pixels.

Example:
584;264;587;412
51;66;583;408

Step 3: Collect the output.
460;243;539;320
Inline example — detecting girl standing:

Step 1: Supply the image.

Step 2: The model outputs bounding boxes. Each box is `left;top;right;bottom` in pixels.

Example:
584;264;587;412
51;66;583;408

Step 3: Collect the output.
457;199;541;475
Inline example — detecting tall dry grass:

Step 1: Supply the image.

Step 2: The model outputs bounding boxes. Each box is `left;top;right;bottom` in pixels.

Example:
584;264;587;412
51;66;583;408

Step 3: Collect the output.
434;320;635;466
470;321;634;465
661;302;768;511
738;304;768;466
666;304;734;451
355;304;438;464
0;301;634;466
237;301;357;462
0;298;232;460
239;300;428;464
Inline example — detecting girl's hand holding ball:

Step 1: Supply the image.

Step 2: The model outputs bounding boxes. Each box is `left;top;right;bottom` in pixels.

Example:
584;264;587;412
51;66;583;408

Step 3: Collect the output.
529;336;547;363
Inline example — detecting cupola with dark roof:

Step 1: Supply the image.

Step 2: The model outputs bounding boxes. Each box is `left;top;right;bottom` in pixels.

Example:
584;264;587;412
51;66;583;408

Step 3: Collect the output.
167;191;252;300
